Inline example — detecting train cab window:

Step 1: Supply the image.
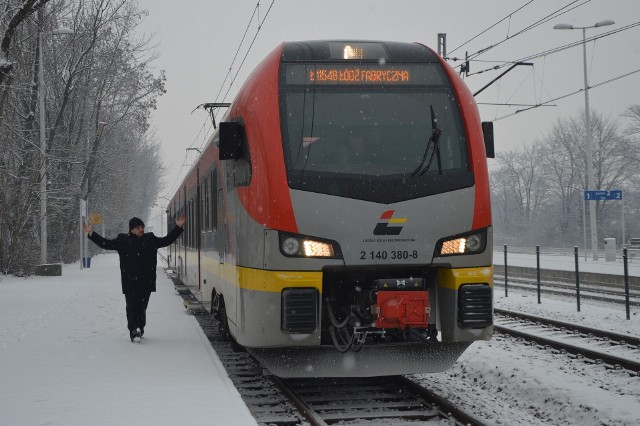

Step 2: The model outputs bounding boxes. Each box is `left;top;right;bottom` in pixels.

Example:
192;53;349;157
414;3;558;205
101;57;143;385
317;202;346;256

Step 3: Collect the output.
232;120;252;188
280;62;473;203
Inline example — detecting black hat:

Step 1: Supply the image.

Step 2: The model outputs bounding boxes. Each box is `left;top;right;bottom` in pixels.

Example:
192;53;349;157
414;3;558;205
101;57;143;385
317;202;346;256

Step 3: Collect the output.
129;217;145;231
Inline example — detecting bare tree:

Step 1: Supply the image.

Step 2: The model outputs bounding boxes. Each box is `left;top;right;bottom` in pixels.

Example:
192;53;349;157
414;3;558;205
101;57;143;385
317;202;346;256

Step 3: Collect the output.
623;105;640;138
0;0;52;119
491;108;640;248
540;117;582;239
1;0;165;273
495;143;549;237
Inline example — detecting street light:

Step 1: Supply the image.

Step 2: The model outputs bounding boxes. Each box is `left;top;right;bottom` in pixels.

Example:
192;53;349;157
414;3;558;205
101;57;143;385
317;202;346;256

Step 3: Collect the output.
39;27;74;264
554;19;614;260
157;196;173;232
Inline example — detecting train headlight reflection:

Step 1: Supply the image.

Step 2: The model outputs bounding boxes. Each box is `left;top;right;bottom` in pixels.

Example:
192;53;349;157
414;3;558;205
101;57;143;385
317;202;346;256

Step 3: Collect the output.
279;232;342;259
436;229;487;257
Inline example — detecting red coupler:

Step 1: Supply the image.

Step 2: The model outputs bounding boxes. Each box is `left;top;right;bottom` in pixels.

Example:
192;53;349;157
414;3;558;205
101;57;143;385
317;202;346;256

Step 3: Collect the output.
373;291;429;330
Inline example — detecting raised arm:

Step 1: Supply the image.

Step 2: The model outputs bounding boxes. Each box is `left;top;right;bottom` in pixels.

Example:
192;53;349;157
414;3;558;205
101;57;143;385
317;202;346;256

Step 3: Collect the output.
83;223;119;250
155;214;186;248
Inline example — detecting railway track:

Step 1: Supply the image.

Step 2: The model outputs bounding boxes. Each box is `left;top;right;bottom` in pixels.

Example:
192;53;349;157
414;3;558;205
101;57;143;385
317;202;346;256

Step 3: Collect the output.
495;308;640;374
493;274;640;306
271;375;486;425
173;278;488;425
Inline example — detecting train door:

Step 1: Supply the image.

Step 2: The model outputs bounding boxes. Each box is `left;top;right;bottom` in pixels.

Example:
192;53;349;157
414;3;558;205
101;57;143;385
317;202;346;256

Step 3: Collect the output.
221;161;238;333
212;163;231;325
183;185;187;283
166;206;172;267
196;166;202;293
216;171;225;266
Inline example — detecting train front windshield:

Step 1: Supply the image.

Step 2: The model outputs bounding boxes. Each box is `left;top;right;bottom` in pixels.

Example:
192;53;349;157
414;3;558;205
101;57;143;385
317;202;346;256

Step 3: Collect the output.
280;62;473;203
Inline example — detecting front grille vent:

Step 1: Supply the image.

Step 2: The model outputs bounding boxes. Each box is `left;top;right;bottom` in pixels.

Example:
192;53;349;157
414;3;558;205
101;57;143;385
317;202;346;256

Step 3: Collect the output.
458;284;492;329
282;288;318;333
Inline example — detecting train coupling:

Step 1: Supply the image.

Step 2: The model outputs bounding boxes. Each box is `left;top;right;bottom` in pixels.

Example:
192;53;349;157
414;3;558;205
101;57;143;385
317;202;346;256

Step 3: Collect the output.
372;278;430;330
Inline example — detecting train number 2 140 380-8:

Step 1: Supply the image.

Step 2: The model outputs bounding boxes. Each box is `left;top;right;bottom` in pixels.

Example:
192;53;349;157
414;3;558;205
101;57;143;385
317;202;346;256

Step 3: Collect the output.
360;250;419;260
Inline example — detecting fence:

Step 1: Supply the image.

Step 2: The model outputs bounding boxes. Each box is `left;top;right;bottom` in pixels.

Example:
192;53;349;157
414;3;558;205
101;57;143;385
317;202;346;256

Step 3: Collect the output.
496;245;636;320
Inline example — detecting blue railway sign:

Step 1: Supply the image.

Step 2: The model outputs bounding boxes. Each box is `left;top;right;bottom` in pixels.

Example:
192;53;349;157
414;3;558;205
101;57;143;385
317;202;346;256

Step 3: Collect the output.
584;190;622;200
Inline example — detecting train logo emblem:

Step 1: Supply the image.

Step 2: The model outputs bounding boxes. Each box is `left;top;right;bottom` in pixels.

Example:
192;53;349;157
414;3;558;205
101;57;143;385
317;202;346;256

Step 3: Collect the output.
373;210;407;235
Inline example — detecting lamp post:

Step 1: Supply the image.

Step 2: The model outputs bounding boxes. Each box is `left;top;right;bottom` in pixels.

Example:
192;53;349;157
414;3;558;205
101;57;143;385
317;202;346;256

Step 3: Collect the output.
157;196;173;233
554;19;614;261
38;27;74;264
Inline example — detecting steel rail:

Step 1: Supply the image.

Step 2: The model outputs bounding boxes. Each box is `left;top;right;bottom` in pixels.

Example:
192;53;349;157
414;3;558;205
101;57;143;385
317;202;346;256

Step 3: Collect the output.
173;276;490;425
494;323;640;373
394;375;489;426
495;308;640;347
494;276;640;307
269;376;327;426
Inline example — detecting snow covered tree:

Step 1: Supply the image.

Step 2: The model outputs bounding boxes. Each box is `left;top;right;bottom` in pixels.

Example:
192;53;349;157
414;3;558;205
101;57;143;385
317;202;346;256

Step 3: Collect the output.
0;0;165;274
491;109;640;248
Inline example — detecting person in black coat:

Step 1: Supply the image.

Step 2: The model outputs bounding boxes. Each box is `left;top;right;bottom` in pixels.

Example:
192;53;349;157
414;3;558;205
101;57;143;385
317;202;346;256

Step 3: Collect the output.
83;215;186;342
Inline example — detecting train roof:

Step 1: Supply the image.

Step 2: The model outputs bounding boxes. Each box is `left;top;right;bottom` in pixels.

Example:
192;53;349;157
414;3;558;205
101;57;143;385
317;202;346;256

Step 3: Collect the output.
282;40;439;63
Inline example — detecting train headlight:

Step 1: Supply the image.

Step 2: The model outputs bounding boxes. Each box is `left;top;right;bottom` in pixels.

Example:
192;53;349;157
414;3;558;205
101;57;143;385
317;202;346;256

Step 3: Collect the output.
436;229;487;257
343;45;364;60
279;232;342;259
282;237;300;256
303;240;334;257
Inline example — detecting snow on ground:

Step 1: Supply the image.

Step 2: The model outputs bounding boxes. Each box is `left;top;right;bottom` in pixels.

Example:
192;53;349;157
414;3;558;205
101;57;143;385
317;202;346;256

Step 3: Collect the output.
415;284;640;425
2;250;639;425
493;249;640;277
492;249;639;336
0;253;256;426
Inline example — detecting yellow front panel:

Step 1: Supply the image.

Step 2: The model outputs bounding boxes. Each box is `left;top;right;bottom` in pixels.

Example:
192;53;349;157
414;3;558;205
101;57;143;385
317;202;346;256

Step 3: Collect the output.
237;267;323;293
438;266;493;290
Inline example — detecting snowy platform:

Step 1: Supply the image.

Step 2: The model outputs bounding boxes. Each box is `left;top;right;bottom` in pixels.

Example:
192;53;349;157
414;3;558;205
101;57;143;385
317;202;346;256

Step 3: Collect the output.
0;253;257;425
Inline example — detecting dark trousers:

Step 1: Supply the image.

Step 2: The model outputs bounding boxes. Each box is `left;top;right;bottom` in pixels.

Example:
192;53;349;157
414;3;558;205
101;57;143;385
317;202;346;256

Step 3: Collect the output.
125;291;151;332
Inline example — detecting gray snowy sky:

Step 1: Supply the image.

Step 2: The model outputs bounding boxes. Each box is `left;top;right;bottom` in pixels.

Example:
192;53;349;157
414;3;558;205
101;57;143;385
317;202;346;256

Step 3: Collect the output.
135;0;640;205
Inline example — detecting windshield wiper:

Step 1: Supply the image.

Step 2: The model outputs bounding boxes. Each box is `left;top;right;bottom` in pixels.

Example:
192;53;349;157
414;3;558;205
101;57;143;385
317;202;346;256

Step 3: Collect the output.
410;105;443;177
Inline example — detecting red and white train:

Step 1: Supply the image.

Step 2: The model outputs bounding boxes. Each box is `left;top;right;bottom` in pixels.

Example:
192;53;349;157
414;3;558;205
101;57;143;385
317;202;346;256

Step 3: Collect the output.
166;40;495;377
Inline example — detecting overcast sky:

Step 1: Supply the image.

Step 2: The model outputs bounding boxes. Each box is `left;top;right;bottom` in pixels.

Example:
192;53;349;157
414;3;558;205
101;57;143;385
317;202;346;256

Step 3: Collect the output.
135;0;640;206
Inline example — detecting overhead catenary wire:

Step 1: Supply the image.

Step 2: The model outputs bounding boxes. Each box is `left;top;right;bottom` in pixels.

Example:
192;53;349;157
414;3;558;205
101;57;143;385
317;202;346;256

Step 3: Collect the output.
469;21;640;77
447;0;536;57
450;0;590;66
210;2;261;108
493;67;640;121
197;1;274;152
216;0;276;120
468;20;640;123
166;1;276;199
164;116;210;198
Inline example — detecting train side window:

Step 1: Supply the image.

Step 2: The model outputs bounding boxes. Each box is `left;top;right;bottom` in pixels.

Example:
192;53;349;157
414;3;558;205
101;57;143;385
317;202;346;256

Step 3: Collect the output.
185;202;189;247
201;180;207;231
187;200;193;248
190;200;196;247
211;169;218;230
178;207;184;246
